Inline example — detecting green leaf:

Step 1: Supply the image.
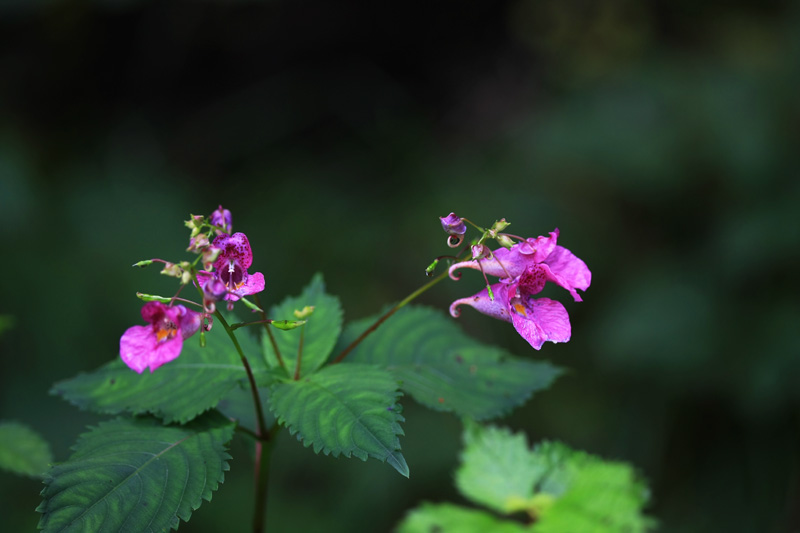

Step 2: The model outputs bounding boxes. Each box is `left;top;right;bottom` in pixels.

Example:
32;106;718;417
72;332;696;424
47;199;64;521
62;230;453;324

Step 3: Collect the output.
456;422;545;514
397;502;530;533
37;412;235;533
269;363;408;477
52;326;265;424
339;306;562;419
527;441;655;532
0;422;53;478
262;273;343;379
217;383;276;435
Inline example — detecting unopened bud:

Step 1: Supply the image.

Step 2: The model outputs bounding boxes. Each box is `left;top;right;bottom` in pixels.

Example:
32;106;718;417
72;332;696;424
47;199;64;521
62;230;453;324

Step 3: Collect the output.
440;212;467;236
496;235;515;249
490;218;510;234
210;205;232;235
187;233;210;253
184;214;205;238
161;262;183;278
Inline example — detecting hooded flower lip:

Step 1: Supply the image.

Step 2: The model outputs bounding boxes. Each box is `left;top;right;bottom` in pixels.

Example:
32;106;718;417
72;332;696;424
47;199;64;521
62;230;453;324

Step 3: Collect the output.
196;232;265;302
449;269;571;350
120;302;201;373
448;228;591;302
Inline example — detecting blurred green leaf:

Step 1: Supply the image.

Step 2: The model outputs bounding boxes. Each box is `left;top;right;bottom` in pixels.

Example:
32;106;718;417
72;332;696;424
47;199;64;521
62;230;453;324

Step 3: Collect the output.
397;502;530;533
339;306;562;419
262;273;343;378
0;422;53;478
269;363;408;477
532;445;655;533
0;314;15;337
52;326;264;424
456;422;544;514
37;412;234;533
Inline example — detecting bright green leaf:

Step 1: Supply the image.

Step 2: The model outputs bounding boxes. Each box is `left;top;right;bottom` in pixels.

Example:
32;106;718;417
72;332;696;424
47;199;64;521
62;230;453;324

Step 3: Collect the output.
262;273;343;379
456;422;545;514
52;326;265;424
338;306;562;419
37;412;235;533
532;447;655;533
397;502;530;533
0;422;53;478
269;363;408;477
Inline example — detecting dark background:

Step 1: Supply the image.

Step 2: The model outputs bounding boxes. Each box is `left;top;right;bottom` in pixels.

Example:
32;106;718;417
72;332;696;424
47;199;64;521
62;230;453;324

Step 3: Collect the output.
1;1;799;531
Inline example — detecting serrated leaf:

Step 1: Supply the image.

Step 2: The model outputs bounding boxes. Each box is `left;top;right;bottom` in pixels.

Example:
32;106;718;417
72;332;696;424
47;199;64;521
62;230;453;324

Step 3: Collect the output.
338;306;562;419
397;502;530;533
262;273;343;379
532;448;655;533
37;412;235;533
0;422;53;478
52;325;265;424
269;363;408;476
456;422;546;514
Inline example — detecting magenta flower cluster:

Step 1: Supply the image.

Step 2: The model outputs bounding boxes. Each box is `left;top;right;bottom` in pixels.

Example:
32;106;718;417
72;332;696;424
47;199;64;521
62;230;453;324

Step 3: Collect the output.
119;205;265;373
447;223;591;350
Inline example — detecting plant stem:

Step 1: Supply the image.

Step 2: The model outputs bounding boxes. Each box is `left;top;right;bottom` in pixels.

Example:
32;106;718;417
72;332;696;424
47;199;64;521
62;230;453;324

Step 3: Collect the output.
331;270;450;364
215;312;270;440
294;323;305;380
254;293;285;370
214;311;273;533
252;439;272;533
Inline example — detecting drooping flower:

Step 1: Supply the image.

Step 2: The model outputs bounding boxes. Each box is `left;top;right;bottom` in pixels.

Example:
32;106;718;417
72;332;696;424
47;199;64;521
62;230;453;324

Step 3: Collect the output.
449;267;572;350
448;227;590;349
448;228;591;302
196;232;265;302
119;302;202;373
210;205;232;235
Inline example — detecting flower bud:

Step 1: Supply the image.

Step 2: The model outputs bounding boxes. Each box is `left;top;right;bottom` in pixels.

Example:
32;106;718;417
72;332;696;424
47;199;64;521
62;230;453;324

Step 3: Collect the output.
496;234;515;249
160;262;183;278
184;215;205;238
490;218;510;234
439;213;466;236
187;233;210;253
210;205;232;235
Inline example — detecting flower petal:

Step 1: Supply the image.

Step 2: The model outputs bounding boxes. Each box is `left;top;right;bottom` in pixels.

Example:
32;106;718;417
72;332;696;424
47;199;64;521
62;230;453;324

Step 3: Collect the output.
146;336;184;372
212;232;254;271
542;245;591;301
449;283;512;323
509;297;571;350
226;271;266;301
119;325;156;374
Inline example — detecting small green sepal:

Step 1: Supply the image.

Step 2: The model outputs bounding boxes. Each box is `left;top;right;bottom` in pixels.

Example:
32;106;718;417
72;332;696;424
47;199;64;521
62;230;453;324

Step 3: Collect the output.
136;292;173;303
270;319;307;331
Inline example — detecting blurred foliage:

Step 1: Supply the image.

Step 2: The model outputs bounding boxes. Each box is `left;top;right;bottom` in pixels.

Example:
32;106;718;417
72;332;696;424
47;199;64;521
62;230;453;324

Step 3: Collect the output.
1;0;798;531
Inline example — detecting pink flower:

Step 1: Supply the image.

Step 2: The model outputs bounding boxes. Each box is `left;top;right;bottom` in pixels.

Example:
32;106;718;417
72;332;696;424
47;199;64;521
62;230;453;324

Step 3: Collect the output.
448;228;590;350
120;302;201;373
448;228;591;302
196;232;265;302
449;268;571;350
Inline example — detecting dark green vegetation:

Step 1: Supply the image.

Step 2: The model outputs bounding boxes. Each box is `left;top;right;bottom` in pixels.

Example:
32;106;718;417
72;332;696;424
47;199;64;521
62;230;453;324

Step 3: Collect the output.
1;1;798;531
